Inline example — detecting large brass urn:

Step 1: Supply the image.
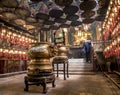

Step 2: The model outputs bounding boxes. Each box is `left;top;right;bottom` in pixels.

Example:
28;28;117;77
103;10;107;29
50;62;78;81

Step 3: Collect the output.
53;46;69;63
24;42;56;93
52;46;69;80
27;42;53;77
55;46;69;61
58;46;68;56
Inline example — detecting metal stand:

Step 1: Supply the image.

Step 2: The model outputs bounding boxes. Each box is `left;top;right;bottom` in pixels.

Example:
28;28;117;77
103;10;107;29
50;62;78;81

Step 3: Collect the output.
24;74;55;94
52;60;69;80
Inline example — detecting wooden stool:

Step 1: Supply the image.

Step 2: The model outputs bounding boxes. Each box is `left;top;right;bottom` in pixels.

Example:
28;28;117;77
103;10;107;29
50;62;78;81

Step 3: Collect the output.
24;74;55;93
52;60;69;80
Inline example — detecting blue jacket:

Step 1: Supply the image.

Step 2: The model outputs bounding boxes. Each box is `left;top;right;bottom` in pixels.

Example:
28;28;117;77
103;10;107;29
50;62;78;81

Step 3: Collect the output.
83;42;91;53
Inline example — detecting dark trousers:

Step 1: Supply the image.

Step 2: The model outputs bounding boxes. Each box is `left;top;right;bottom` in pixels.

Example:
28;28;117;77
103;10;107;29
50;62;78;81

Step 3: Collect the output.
85;52;91;62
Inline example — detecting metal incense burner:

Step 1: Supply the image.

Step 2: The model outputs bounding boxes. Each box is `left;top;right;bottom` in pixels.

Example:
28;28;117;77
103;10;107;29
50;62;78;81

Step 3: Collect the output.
24;42;57;93
54;46;69;61
52;46;69;80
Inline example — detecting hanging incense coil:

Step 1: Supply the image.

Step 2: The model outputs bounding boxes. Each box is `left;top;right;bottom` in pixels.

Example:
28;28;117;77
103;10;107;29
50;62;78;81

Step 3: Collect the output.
81;11;95;18
43;20;55;25
13;18;26;26
80;0;97;11
0;7;3;13
54;0;73;6
71;21;82;26
66;14;79;21
63;5;79;15
31;0;42;2
49;9;63;18
15;7;30;19
0;0;18;8
24;24;35;30
36;12;49;20
82;18;94;24
55;18;67;23
50;25;60;30
95;15;105;21
41;27;50;31
60;24;70;28
97;7;107;15
1;12;17;21
26;17;37;23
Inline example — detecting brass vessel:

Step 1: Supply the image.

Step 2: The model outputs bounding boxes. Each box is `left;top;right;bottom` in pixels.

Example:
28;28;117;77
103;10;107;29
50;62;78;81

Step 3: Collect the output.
58;46;69;56
24;42;57;93
27;42;56;77
53;46;69;61
52;46;69;80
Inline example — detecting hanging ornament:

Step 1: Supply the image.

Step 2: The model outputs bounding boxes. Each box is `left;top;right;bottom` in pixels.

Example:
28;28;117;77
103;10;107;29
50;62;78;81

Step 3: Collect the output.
36;1;49;20
49;4;63;18
19;0;30;9
54;0;73;6
80;0;97;11
31;0;42;3
1;0;18;8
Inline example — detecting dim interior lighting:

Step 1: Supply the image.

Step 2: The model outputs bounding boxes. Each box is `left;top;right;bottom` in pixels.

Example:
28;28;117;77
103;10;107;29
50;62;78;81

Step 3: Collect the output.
13;33;16;36
85;33;87;36
10;50;13;53
2;29;6;33
15;50;18;53
23;24;26;27
113;6;118;12
83;25;89;31
63;28;67;32
118;37;120;42
110;45;112;49
78;30;82;36
18;35;21;37
110;0;113;5
98;28;102;31
59;33;63;37
111;12;115;17
25;38;27;41
23;52;26;54
114;40;116;45
1;32;4;35
106;11;109;16
8;32;12;35
28;39;30;41
109;18;113;21
118;0;120;5
107;46;110;50
108;7;111;11
4;49;8;53
22;36;25;39
0;49;3;52
107;21;111;25
19;51;22;54
75;27;79;31
32;40;34;42
112;41;114;45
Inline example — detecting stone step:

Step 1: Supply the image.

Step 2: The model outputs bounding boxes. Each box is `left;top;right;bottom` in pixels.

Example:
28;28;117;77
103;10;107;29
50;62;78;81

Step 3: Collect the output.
68;69;93;72
69;66;93;68
54;59;94;75
54;72;96;75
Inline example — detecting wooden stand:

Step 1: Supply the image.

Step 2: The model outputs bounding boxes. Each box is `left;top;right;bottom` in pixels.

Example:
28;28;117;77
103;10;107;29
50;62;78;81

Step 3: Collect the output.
52;60;69;80
24;74;55;93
